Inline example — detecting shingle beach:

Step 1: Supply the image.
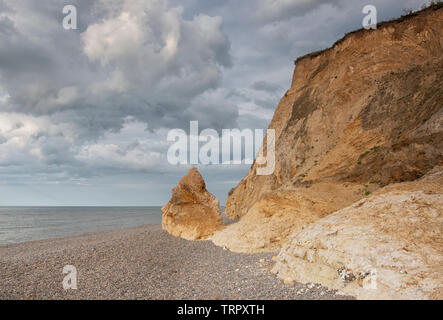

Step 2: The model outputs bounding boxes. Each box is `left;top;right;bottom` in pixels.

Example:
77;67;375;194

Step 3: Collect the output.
0;224;353;300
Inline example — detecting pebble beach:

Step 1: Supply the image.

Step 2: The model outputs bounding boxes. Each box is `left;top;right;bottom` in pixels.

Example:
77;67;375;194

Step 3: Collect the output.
0;224;353;300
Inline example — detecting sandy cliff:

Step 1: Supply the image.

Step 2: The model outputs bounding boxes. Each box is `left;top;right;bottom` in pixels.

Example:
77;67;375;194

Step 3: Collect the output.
215;4;443;253
212;5;443;299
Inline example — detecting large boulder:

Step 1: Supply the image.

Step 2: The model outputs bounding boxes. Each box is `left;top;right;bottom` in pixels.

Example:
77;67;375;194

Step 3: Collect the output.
271;168;443;299
162;168;224;240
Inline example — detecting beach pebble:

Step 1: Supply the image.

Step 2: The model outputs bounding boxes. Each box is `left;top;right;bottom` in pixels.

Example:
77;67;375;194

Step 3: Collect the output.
0;224;353;300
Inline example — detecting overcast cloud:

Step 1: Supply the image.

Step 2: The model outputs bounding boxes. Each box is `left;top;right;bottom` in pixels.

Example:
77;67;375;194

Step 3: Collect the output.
0;0;428;205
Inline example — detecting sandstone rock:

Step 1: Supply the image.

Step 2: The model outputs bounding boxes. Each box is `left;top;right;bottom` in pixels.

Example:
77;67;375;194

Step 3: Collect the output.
162;168;223;240
272;169;443;299
212;182;362;252
283;279;293;285
218;5;443;252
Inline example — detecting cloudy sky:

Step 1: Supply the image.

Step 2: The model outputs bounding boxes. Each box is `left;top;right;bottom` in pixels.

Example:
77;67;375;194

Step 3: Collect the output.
0;0;427;206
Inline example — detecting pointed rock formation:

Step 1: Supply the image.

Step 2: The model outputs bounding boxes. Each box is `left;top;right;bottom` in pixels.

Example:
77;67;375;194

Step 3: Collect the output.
162;168;224;240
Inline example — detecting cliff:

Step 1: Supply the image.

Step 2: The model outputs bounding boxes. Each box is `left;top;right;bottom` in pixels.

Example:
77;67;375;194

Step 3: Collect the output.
213;4;442;251
211;4;443;299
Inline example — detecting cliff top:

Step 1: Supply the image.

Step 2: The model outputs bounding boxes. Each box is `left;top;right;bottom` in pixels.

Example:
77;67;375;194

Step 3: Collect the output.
294;2;443;65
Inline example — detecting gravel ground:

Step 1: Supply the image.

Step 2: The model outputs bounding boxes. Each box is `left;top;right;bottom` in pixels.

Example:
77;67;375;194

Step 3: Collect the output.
0;224;354;300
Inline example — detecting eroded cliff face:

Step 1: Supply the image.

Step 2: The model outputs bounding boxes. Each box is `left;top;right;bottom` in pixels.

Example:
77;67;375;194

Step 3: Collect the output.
218;5;443;254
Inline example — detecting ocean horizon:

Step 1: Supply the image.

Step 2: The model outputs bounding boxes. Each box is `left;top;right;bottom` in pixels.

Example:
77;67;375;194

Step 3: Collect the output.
0;206;164;245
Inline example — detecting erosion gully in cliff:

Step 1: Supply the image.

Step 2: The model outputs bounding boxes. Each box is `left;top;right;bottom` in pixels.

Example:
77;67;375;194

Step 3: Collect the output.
163;5;443;300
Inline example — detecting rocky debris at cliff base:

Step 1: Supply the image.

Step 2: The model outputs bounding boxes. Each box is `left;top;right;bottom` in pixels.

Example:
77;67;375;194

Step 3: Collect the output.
211;182;363;253
271;169;443;300
162;168;224;240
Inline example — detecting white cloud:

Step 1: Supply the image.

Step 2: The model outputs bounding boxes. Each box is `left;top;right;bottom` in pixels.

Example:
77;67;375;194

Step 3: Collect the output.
76;143;163;171
0;112;78;166
81;0;231;97
75;119;168;171
0;86;10;104
82;11;146;66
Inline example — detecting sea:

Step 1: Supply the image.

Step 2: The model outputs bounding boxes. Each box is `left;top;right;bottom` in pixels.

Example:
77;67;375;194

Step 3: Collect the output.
0;207;163;245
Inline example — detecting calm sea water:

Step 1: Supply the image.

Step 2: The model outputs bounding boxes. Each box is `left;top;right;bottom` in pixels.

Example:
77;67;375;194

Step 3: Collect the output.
0;207;163;245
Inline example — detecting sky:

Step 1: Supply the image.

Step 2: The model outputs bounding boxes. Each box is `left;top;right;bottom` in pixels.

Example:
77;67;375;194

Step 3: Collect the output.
0;0;429;206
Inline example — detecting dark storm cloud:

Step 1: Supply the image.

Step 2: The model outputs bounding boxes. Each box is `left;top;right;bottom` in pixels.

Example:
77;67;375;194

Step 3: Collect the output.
0;16;14;36
0;0;233;133
0;0;11;12
0;0;429;205
251;81;282;93
255;0;345;23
